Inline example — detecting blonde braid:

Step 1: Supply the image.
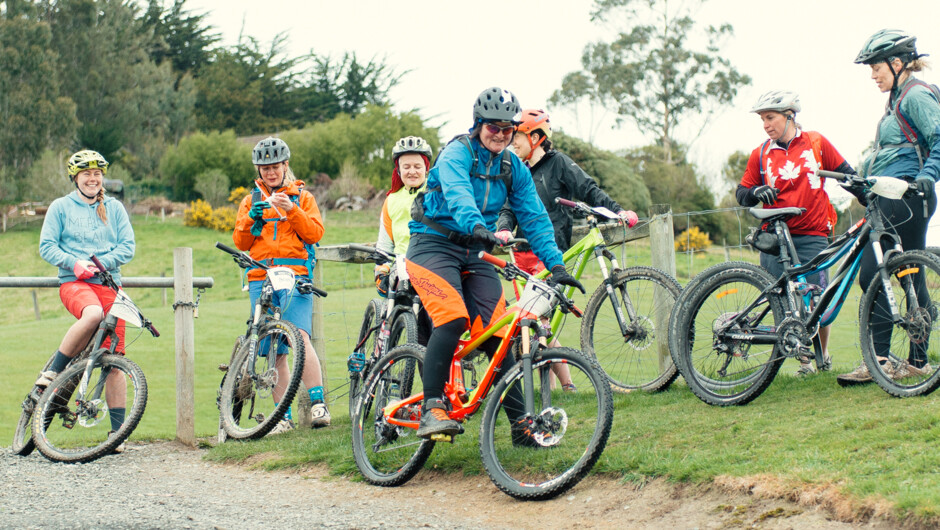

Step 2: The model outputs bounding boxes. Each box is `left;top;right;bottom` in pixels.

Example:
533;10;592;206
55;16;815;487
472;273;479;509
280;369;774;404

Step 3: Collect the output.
96;188;108;223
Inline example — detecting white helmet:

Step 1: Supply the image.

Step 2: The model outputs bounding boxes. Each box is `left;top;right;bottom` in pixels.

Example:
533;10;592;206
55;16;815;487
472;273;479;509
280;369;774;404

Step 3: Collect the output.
750;90;801;114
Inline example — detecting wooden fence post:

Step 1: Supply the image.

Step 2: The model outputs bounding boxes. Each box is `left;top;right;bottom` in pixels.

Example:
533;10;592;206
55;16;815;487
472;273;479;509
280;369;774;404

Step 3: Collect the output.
173;247;196;447
649;204;676;372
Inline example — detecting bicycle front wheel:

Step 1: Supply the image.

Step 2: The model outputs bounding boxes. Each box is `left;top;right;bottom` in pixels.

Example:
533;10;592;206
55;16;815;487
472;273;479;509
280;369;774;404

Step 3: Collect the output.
479;347;613;500
32;355;148;463
12;394;38;456
220;319;305;439
669;262;785;406
580;266;682;392
349;298;385;417
351;344;433;487
860;250;940;397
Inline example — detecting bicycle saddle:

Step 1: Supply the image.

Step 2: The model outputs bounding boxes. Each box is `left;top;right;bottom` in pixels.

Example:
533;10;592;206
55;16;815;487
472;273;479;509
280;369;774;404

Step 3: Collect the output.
749;207;805;220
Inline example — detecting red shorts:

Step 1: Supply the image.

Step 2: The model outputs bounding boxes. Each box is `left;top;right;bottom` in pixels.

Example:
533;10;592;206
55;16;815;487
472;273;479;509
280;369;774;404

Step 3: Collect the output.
512;250;547;275
59;281;125;353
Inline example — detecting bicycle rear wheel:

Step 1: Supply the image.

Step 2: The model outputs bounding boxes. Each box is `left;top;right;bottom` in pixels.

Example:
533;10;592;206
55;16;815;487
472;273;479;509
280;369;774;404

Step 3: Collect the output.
860;250;940;397
669;262;785;406
351;344;433;487
349;298;385;417
32;355;148;463
479;347;613;500
12;393;39;456
580;266;682;392
219;319;305;439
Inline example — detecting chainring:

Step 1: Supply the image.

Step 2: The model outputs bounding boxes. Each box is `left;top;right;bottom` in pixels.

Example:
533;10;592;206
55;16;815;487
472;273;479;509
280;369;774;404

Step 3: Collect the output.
776;317;812;358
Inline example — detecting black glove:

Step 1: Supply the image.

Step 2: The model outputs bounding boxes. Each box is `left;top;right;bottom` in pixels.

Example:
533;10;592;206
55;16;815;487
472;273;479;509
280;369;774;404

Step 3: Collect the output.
472;225;499;246
549;265;585;294
751;185;779;205
915;177;935;200
840;181;869;207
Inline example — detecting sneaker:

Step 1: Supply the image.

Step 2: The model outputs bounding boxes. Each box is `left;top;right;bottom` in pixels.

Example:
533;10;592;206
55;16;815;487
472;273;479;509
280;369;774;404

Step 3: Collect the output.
510;419;544;449
794;362;816;377
818;354;833;372
561;383;578;393
108;431;126;454
416;398;462;439
34;370;59;388
267;419;295;436
310;403;331;428
837;363;873;386
890;361;934;380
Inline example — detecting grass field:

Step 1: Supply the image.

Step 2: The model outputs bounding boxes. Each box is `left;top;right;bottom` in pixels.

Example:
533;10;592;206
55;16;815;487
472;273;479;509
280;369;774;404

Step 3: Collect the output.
3;209;940;524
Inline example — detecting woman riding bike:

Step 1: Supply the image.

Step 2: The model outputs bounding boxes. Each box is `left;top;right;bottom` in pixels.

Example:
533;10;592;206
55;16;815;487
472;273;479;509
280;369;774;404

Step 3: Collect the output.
736;90;858;376
838;29;940;384
35;149;135;451
406;86;583;440
233;136;330;430
495;108;638;390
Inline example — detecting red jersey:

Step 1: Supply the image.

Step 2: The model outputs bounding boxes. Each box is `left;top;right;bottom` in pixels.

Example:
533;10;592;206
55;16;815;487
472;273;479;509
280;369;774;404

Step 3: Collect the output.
740;130;846;236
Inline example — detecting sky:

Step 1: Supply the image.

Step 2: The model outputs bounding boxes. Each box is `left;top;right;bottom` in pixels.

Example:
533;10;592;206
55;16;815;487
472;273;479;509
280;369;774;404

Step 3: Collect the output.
185;0;940;196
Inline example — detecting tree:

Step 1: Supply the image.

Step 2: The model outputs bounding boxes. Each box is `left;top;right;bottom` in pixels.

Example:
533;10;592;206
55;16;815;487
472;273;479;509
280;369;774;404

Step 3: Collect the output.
0;14;77;182
551;0;750;163
551;132;651;213
141;0;218;85
159;130;252;201
297;52;406;123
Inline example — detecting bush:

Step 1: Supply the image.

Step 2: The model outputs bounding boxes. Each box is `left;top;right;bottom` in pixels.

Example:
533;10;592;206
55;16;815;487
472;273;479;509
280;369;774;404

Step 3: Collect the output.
183;199;237;232
324;161;376;207
675;226;712;253
159;131;253;201
228;186;249;204
194;169;231;207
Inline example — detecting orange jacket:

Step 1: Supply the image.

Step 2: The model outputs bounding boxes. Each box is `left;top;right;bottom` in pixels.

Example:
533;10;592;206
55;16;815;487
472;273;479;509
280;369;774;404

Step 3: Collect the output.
233;178;325;282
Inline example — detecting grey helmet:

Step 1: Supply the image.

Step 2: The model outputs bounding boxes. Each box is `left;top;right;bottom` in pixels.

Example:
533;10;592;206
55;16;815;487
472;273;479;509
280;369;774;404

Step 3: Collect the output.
392;136;432;160
252;137;290;165
750;90;801;114
855;29;921;65
472;87;522;123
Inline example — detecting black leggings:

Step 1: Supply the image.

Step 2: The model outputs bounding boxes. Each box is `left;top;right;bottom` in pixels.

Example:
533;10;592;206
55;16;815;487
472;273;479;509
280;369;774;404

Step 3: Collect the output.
858;193;937;365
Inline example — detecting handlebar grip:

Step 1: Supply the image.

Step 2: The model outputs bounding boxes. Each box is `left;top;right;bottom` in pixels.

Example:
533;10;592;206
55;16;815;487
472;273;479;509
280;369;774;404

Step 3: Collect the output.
507;238;528;246
478;251;507;268
149;324;161;338
215;242;240;255
817;170;850;181
555;198;578;208
348;243;376;254
90;255;105;271
311;285;328;298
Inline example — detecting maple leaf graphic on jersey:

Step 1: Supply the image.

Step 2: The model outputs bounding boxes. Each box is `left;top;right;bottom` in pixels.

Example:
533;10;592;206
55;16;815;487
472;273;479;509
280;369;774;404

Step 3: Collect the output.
802;149;822;189
777;160;801;182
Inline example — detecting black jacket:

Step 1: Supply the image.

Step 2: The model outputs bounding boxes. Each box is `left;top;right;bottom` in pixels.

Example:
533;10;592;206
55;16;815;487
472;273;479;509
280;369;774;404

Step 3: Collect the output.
496;150;622;251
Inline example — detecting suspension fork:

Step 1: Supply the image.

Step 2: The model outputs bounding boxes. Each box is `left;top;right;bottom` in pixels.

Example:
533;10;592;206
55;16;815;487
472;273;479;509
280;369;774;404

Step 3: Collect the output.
872;240;905;323
594;244;634;335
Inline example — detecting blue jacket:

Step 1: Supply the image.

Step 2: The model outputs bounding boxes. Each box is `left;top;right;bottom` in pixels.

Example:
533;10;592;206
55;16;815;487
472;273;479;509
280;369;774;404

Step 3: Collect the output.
410;136;564;269
39;191;135;285
860;77;940;182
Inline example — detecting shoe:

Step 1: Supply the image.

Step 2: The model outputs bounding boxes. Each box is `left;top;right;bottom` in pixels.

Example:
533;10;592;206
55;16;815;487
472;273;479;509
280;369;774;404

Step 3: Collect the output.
310;403;331;428
794;362;816;377
837;363;873;386
818;353;833;372
510;418;544;449
416;398;462;439
108;431;126;454
890;361;934;380
267;419;295;436
34;370;59;388
561;383;578;392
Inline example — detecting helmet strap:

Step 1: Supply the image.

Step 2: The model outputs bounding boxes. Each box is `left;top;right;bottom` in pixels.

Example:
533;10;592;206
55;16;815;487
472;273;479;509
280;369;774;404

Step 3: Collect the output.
75;181;99;201
523;132;546;162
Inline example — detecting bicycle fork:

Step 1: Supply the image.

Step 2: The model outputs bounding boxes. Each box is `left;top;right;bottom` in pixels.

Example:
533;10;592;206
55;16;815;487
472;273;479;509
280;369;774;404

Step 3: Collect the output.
596;246;639;338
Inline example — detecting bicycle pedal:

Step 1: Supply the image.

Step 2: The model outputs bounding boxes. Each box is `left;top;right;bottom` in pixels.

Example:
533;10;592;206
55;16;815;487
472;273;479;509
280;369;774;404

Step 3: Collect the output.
430;433;454;443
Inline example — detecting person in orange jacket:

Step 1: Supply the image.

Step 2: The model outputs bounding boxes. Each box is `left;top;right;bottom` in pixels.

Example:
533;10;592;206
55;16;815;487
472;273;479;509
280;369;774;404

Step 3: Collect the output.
233;136;329;432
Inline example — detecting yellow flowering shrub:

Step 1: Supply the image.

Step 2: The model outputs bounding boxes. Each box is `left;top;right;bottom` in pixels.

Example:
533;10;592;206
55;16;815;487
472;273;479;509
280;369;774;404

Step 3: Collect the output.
675;226;712;253
184;199;237;232
228;187;249;204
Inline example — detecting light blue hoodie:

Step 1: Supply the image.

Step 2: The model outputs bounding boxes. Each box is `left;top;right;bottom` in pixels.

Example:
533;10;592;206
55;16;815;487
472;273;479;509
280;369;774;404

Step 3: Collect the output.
39;191;135;285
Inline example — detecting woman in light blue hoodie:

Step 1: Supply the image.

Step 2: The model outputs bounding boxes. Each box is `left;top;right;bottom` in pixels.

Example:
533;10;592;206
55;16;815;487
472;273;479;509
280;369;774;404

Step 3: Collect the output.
35;150;135;446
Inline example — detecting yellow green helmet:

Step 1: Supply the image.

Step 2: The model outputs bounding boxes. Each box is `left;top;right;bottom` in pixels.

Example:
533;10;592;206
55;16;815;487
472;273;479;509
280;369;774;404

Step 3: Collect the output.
67;150;109;179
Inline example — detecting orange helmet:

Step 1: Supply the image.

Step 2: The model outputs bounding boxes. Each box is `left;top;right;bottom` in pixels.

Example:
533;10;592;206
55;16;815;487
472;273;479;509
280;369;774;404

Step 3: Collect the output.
516;109;552;139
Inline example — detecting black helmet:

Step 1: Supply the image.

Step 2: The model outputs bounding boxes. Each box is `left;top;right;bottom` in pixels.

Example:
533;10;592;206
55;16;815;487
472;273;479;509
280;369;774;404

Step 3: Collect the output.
472;87;522;123
854;29;921;65
252;137;290;165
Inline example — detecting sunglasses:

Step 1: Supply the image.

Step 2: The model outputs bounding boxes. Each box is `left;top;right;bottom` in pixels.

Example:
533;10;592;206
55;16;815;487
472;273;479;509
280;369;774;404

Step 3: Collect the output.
484;123;516;135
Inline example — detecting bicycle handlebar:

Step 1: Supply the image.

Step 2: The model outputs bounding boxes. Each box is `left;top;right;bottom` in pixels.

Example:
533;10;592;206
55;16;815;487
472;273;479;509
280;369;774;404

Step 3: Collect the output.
478;251;580;316
215;242;328;298
479;252;508;268
347;243;394;265
88;254;160;338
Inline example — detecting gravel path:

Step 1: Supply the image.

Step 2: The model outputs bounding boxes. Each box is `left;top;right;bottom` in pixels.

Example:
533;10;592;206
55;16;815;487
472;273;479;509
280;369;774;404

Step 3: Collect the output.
1;442;485;529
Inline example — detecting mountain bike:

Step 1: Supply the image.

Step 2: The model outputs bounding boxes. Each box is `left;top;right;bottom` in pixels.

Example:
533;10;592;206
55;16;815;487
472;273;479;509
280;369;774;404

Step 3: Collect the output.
511;198;682;392
346;244;422;417
215;242;328;440
351;249;613;500
29;256;159;463
668;170;940;405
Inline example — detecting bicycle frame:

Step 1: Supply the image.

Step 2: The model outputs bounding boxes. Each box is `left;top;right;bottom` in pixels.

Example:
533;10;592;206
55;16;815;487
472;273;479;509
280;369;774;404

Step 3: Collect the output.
382;263;564;430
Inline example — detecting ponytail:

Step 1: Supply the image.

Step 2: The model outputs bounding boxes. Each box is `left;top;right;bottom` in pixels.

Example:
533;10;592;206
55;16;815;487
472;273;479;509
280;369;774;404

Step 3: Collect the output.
96;188;108;224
